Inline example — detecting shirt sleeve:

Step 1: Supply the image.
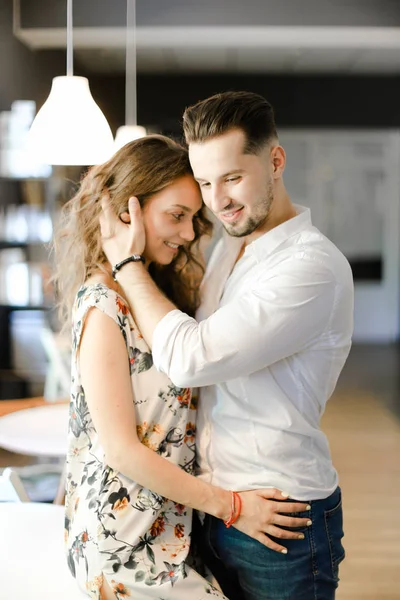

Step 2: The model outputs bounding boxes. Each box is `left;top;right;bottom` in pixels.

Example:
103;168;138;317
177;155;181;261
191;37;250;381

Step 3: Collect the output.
151;258;337;387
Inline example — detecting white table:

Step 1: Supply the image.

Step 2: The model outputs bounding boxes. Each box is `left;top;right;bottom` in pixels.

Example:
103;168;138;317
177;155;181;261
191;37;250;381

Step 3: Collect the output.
0;502;86;599
0;403;69;457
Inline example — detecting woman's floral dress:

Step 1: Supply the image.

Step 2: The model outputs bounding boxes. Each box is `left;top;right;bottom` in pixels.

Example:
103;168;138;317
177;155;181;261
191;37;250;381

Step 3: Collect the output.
65;283;226;599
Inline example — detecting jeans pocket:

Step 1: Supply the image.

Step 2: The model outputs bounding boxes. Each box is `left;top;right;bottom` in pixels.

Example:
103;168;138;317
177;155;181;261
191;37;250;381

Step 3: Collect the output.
324;495;345;579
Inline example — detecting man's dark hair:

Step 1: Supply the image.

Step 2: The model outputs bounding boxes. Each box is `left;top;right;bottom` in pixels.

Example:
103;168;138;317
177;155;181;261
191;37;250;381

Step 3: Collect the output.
182;90;278;154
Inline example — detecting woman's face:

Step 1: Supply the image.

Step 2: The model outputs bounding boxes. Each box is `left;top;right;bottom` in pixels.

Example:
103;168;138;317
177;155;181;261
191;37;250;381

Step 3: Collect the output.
142;175;203;266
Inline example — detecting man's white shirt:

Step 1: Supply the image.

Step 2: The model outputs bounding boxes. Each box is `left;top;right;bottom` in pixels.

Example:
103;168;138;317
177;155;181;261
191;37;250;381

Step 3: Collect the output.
152;205;354;501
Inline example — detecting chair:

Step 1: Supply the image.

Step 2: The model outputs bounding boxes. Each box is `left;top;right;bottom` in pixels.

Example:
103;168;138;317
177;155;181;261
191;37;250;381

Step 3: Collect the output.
11;461;66;503
0;467;30;502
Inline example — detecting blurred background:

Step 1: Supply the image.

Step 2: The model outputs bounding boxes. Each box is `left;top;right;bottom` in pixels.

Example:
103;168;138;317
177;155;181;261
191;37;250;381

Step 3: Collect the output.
0;1;399;598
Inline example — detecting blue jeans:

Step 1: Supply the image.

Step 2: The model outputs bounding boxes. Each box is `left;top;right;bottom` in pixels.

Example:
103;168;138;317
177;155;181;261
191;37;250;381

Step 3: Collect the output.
195;487;345;600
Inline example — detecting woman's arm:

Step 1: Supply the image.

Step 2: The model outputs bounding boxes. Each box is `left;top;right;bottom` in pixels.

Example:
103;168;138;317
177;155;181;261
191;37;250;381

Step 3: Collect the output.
80;307;311;553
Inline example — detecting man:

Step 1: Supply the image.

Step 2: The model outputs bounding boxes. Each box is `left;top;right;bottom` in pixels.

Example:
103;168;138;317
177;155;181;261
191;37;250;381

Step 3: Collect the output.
101;91;354;600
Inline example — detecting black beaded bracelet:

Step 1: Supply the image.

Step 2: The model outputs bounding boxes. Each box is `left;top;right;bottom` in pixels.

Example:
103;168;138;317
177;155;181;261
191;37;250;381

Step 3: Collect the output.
112;254;145;281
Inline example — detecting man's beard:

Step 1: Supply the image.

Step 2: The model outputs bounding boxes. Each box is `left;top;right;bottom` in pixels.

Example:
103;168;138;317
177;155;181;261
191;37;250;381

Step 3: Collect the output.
222;179;274;238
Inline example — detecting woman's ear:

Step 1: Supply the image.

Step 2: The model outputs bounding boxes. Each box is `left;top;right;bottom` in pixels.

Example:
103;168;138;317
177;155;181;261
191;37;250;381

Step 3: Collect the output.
119;211;131;224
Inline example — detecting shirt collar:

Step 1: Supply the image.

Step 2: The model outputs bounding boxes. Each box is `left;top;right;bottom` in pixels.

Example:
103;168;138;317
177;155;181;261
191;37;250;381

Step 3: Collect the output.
244;204;312;262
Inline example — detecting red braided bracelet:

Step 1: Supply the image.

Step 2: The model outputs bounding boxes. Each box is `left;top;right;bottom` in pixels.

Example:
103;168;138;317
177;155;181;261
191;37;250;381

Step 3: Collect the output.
231;492;242;526
224;491;242;528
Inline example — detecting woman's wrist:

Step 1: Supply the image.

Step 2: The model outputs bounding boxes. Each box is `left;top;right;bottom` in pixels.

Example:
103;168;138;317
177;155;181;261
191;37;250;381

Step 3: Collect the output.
210;486;232;521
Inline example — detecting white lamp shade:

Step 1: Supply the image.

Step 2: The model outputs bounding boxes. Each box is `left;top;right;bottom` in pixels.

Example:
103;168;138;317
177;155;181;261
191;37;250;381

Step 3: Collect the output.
114;124;147;151
27;76;114;166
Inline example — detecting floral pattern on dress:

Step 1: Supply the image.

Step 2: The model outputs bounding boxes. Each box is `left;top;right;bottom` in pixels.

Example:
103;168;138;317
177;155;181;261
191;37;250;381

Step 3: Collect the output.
65;284;226;599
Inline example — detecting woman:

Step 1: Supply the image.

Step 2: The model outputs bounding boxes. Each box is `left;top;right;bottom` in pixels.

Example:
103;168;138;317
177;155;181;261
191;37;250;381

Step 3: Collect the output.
54;136;308;599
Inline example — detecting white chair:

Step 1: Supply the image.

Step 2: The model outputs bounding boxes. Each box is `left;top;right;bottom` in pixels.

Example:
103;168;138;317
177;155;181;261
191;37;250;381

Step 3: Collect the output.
0;467;30;502
12;461;66;502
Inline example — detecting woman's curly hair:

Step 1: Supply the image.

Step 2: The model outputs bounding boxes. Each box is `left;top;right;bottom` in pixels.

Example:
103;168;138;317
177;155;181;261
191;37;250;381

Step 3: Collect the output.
52;135;212;328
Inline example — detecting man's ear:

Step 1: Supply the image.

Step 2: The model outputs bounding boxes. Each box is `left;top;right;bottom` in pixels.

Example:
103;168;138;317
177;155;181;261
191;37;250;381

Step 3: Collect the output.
271;145;286;178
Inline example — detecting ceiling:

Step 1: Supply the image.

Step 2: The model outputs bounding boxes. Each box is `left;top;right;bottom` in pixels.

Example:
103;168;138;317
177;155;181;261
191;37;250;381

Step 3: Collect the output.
13;0;400;75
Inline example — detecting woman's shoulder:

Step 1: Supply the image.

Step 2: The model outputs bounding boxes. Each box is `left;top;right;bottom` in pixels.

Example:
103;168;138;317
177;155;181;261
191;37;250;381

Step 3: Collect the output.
78;271;120;300
76;275;115;305
83;272;115;290
74;275;131;322
70;276;135;357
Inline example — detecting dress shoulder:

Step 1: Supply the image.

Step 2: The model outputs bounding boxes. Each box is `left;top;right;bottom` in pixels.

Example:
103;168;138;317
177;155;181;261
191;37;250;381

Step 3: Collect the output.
71;283;131;353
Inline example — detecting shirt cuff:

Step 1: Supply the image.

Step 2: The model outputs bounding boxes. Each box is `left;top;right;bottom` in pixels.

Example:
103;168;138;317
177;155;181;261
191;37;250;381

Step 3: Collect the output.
152;309;185;374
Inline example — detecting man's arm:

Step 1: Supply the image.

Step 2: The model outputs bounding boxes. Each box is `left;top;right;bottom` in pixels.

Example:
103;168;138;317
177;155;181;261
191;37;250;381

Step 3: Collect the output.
116;258;336;388
100;196;337;388
114;260;177;342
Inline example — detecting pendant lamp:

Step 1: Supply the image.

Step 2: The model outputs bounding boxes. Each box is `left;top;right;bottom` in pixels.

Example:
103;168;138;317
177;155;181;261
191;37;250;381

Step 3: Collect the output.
27;0;114;166
114;0;147;151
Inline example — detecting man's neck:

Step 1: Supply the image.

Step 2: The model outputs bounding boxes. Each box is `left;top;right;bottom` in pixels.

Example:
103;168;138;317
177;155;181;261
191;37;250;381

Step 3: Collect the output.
245;195;297;246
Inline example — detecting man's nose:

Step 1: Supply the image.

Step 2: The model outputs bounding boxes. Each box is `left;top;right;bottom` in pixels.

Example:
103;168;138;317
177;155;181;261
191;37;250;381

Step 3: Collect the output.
209;185;228;214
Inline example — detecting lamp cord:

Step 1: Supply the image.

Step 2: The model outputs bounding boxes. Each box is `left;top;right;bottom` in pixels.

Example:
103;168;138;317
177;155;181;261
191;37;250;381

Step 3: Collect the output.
66;0;73;77
126;0;137;126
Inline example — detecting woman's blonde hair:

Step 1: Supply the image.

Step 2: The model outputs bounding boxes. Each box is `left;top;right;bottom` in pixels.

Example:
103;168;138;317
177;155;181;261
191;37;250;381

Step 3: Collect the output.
52;135;212;328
